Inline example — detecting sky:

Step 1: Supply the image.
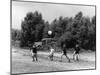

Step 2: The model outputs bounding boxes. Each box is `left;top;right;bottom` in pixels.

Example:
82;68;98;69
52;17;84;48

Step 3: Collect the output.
12;1;95;30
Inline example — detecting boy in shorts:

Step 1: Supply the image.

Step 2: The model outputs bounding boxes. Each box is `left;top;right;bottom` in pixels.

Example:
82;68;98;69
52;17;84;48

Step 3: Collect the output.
73;44;80;61
30;44;38;61
60;44;70;62
49;45;55;61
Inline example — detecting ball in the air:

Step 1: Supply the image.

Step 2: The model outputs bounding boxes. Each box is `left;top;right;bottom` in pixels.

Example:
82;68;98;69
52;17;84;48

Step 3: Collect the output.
48;31;52;35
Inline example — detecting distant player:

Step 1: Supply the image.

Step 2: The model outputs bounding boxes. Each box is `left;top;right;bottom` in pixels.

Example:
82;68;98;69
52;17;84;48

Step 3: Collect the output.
48;45;55;61
60;44;70;62
30;44;38;62
73;44;80;61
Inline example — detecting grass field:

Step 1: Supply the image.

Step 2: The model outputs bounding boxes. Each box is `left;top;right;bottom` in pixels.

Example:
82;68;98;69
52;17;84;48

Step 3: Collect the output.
11;47;96;74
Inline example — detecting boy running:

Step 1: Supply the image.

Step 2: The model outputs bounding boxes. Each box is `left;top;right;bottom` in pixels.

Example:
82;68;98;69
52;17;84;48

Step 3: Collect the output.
73;44;80;61
60;44;70;62
49;45;55;61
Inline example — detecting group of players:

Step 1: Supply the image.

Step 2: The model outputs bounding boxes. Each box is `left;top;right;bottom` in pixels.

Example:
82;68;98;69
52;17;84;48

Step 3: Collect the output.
30;43;80;62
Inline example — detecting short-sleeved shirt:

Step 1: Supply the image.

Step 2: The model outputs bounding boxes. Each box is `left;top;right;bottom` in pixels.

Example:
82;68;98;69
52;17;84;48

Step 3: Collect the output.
62;47;67;55
74;46;80;54
50;48;55;55
32;47;37;53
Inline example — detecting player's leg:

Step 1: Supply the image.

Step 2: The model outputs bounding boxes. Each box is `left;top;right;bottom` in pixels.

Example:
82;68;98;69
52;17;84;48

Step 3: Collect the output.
49;54;52;61
48;54;50;60
65;54;70;62
73;51;76;60
35;53;38;61
76;54;79;61
31;52;35;61
59;53;64;62
32;55;35;61
51;54;53;61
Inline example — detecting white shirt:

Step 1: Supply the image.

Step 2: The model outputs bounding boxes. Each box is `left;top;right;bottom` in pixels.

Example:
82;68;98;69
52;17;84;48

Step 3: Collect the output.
50;48;55;55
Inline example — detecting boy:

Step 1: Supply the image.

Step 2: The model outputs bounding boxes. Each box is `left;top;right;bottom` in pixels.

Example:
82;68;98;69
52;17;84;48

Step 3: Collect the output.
73;44;80;61
60;44;70;62
49;45;55;61
30;44;38;61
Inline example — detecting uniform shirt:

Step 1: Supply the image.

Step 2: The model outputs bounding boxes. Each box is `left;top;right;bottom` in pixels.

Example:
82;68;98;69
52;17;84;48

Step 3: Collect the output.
62;47;67;55
75;46;80;54
50;48;55;55
32;47;37;53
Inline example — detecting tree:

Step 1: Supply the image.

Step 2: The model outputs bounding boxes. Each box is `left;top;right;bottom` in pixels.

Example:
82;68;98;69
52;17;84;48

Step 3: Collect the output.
79;17;91;49
20;11;45;47
50;16;71;39
11;29;21;41
50;11;96;51
87;16;96;50
70;11;83;41
43;21;50;38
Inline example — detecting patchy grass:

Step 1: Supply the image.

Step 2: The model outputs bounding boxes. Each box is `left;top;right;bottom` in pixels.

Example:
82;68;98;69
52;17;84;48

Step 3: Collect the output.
11;47;96;74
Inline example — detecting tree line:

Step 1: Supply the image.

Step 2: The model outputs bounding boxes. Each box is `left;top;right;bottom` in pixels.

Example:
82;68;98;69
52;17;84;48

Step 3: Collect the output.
12;11;96;51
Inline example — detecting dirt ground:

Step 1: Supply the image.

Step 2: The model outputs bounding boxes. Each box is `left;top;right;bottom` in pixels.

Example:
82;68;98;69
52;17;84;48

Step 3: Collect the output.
11;47;96;74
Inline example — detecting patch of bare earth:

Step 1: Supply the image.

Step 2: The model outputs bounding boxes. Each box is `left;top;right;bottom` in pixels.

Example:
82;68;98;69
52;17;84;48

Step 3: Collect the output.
12;48;95;74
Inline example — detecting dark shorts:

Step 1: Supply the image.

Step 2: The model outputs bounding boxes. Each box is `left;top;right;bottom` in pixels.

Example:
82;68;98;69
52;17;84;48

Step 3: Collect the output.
31;53;37;57
62;51;67;55
49;54;53;58
75;51;79;54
